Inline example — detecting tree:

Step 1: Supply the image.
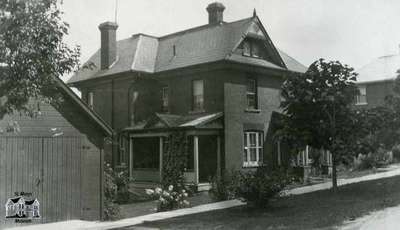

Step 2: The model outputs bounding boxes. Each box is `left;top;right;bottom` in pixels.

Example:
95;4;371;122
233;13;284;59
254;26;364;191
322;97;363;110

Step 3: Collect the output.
280;59;359;191
0;0;80;118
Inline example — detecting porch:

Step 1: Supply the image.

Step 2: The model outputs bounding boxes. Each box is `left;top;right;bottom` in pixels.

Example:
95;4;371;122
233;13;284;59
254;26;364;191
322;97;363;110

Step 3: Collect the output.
122;112;224;190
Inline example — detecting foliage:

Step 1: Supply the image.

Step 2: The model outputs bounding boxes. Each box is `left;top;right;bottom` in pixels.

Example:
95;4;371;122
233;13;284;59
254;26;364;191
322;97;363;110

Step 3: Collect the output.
279;59;360;190
103;199;120;221
113;167;134;204
162;131;190;191
354;148;392;170
0;0;80;118
392;144;400;161
145;185;190;212
103;163;120;220
233;167;291;207
208;172;236;202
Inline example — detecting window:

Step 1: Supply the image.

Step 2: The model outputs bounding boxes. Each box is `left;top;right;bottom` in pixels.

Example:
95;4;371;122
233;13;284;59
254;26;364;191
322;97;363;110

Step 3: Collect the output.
355;85;367;105
192;80;204;111
242;40;263;58
246;78;257;109
243;41;251;56
243;131;263;167
162;86;169;112
88;92;94;109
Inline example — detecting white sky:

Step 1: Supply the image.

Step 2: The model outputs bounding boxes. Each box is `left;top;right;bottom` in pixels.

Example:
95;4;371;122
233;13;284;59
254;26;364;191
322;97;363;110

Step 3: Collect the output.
61;0;400;80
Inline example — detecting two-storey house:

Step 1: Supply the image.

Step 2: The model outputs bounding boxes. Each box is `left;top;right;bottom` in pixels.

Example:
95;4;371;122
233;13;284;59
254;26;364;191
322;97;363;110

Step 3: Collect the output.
68;2;306;187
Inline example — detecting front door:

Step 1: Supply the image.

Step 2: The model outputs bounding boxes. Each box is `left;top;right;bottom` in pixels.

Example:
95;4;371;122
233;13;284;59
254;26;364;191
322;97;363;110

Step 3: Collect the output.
198;136;218;183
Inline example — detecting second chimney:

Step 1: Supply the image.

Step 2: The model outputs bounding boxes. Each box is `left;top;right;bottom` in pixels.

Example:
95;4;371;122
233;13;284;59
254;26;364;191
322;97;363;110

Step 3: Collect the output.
98;21;118;70
206;2;225;24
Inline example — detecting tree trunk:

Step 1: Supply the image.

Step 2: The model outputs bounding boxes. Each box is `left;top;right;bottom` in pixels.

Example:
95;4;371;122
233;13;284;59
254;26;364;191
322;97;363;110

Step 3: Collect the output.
331;153;338;192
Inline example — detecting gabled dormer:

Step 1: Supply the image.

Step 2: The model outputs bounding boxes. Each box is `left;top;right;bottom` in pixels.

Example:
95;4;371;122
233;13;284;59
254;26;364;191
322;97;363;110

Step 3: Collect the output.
232;15;286;69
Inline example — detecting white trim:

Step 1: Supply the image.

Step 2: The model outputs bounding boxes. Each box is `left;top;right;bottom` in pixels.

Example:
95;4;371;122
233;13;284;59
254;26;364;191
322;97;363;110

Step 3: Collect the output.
129;138;133;177
159;137;163;182
194;136;199;184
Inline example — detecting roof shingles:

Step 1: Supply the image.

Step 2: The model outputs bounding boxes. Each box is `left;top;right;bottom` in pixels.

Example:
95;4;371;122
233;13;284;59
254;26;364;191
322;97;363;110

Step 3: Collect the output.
68;17;305;84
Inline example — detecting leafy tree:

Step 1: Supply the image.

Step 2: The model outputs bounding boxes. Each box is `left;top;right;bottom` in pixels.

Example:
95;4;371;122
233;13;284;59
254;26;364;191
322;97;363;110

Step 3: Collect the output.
0;0;80;118
280;59;360;191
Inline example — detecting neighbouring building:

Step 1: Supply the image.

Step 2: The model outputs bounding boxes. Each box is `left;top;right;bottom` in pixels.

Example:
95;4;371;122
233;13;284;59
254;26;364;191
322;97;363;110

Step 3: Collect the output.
68;3;307;189
0;76;113;227
354;47;400;108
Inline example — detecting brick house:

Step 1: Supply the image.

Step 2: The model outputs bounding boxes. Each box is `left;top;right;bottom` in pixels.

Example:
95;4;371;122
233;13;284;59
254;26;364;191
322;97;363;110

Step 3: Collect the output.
68;2;306;187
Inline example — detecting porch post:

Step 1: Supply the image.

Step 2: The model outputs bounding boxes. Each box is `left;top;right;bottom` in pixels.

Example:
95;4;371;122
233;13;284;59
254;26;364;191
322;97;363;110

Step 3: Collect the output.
194;136;199;184
159;137;163;183
217;136;221;178
305;145;309;166
129;138;133;177
277;140;281;166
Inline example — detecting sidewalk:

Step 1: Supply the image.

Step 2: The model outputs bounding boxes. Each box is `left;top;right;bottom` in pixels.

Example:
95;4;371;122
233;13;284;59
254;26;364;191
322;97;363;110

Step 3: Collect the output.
286;164;400;195
7;164;400;230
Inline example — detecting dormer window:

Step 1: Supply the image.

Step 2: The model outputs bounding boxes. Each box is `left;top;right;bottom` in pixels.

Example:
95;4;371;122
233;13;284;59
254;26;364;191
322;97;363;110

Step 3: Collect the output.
242;40;263;58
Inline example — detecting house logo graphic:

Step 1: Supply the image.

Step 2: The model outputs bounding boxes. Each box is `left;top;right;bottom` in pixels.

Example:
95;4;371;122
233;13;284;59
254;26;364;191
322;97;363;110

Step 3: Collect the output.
5;196;40;219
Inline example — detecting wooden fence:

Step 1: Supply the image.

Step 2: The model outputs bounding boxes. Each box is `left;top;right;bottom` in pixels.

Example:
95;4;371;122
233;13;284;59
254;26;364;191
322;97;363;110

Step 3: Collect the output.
0;135;101;228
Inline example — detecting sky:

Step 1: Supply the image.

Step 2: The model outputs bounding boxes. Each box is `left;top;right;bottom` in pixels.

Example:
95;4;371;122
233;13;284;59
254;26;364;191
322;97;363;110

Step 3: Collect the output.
60;0;400;80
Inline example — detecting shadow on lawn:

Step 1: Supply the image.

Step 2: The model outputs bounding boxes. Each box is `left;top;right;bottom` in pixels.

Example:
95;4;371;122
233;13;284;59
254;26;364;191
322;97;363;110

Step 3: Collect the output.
136;176;400;230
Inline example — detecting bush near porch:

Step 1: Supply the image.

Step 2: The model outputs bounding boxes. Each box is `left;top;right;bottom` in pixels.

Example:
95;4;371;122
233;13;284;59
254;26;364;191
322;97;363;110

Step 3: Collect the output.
209;167;294;207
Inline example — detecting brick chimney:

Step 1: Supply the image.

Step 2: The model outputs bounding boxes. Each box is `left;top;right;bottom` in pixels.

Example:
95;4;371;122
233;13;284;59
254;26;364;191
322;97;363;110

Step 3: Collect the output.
98;22;118;70
206;2;225;24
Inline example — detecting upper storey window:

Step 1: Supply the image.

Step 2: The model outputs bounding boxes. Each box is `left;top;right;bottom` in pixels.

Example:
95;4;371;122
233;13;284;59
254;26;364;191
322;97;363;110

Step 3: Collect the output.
162;86;169;112
246;78;258;110
355;85;367;105
192;79;204;112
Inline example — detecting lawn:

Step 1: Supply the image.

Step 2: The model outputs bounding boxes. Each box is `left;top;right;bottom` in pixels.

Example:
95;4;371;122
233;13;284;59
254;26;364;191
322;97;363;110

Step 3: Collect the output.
134;175;400;230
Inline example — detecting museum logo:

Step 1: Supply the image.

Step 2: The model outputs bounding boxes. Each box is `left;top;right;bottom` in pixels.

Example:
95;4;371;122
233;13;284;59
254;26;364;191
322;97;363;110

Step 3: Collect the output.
5;192;40;222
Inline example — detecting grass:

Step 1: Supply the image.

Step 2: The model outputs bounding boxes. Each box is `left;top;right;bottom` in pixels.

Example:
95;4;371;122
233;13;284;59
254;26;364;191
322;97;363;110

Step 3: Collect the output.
135;175;400;230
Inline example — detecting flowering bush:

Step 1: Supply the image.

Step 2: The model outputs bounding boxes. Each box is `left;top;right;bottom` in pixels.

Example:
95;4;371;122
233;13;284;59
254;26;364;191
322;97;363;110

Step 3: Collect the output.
145;185;190;212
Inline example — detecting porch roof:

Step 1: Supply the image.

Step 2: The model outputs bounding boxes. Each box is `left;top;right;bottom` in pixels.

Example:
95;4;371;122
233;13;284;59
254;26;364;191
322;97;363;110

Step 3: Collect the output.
123;112;223;133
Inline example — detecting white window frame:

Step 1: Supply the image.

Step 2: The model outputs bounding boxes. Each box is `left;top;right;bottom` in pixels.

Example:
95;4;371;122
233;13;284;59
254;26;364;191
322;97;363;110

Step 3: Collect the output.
88;92;94;109
243;131;263;167
355;85;367;105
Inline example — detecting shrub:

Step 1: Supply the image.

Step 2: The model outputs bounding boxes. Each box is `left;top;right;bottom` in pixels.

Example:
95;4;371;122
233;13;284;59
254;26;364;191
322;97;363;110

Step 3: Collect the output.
208;172;236;201
145;185;190;212
103;163;121;220
355;148;393;170
392;145;400;161
113;168;134;204
233;167;291;207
